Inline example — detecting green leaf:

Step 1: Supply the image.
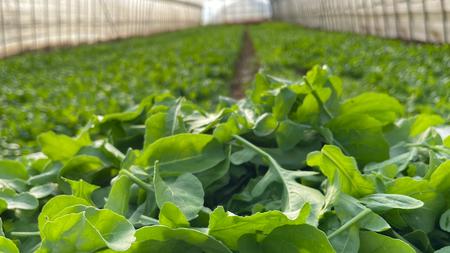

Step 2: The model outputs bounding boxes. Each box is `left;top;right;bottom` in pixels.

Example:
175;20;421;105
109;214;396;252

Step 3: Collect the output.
445;136;450;148
436;247;450;253
143;98;186;149
234;135;323;225
358;194;424;212
230;146;256;166
38;195;91;230
440;209;450;232
29;184;54;199
276;120;308;151
159;202;190;228
253;113;278;137
38;131;90;162
0;199;6;215
57;155;103;194
154;162;204;221
208;204;311;250
0;188;38;210
410;114;445;137
251;73;270;104
319;170;341;217
38;213;85;253
358;231;415;253
402;230;434;253
0;160;28;180
0;160;29;192
0;237;19;253
386;177;446;233
104;175;131;216
238;224;335;253
27;161;64;186
49;205;136;252
124;226;231;253
307;145;375;199
273;88;297;120
135;134;226;174
329;224;360;253
296;88;331;124
307;65;329;87
64;178;100;206
143;113;167;148
341;93;403;126
430;160;450;201
213;114;252;143
335;193;390;232
325;114;390;166
196;146;231;188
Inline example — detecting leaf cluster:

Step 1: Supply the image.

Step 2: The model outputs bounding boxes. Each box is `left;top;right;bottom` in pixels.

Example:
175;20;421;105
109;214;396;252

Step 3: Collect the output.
1;66;450;252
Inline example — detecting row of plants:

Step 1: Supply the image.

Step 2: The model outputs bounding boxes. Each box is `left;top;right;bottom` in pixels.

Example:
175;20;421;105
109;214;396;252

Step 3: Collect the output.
1;66;449;252
249;22;450;118
0;25;244;159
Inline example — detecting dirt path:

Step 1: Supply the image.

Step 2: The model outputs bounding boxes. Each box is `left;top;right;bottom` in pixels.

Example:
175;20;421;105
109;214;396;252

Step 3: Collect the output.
231;27;258;100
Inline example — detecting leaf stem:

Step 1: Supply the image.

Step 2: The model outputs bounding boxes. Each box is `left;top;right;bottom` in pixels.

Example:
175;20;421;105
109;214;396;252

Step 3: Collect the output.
231;134;270;158
303;77;334;120
139;215;160;225
10;231;40;237
119;170;155;193
327;209;371;240
405;143;450;156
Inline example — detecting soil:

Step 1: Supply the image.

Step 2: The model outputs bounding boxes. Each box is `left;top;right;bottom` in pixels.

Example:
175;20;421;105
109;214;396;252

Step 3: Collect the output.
230;27;258;100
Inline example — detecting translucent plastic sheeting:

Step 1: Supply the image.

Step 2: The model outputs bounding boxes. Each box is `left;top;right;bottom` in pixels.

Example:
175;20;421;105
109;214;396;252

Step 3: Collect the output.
272;0;450;43
0;0;202;58
202;0;272;24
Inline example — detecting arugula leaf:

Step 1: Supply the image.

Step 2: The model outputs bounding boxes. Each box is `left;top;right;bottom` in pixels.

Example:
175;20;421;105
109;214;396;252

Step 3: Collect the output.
340;93;403;126
276;120;308;151
232;135;324;225
104;175;131;216
135;134;226;174
430;160;450;202
440;209;450;233
239;225;335;253
154;161;204;221
64;178;100;206
307;145;375;198
38;131;91;162
159;202;190;229
123;226;231;253
0;189;38;210
410;114;445;137
386;178;446;233
208;204;311;250
38;195;91;230
358;231;415;252
273;88;297;120
325;115;390;165
358;194;424;212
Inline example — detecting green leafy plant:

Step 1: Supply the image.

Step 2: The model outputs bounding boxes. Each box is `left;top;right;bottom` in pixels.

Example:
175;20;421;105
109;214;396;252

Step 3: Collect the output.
0;25;244;159
1;66;449;252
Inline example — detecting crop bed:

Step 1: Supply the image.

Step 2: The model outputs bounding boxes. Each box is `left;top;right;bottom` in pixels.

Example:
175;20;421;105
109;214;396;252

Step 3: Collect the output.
0;25;244;159
1;66;450;252
250;22;450;118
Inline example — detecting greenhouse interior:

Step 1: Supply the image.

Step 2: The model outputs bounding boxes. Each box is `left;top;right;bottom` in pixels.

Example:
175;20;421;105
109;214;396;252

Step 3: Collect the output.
1;0;450;252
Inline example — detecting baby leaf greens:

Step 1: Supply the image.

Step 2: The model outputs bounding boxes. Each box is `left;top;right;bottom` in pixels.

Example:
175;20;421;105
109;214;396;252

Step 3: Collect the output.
1;66;449;252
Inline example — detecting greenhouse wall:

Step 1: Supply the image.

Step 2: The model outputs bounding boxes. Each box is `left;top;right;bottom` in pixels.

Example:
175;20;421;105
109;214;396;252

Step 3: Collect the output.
271;0;450;44
0;0;202;58
202;0;272;25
